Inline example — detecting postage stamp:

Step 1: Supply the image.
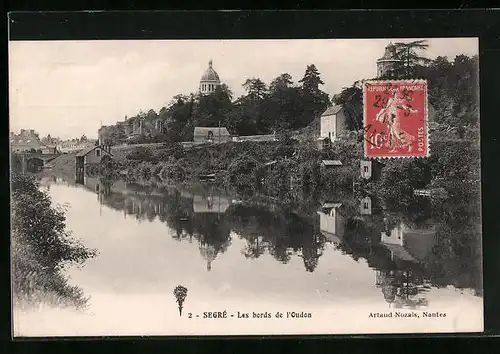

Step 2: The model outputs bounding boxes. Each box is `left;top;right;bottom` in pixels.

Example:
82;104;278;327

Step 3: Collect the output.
363;80;429;159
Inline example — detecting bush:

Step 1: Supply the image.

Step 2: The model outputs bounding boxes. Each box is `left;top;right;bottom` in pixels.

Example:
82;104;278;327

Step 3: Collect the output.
11;173;97;309
125;146;155;162
227;153;260;191
152;163;164;177
160;159;188;182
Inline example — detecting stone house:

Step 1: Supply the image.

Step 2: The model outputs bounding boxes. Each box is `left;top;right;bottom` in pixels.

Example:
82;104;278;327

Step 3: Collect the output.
193;127;231;144
75;145;113;173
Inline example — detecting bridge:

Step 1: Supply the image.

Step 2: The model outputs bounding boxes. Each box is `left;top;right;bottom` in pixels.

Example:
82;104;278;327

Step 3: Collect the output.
12;152;62;172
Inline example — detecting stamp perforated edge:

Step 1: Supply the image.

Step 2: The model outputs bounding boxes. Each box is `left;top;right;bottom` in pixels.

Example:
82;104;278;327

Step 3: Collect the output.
361;79;430;160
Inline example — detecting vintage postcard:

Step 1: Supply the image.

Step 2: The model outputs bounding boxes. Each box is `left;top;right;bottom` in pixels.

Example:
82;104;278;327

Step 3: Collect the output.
9;38;482;337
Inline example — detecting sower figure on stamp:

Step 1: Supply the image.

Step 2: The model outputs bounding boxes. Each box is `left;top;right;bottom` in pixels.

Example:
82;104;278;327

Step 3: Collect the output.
375;90;418;152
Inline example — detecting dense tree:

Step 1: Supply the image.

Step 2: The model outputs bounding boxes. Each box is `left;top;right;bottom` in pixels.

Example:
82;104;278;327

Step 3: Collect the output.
101;126;126;145
299;64;324;93
269;73;293;93
217;83;233;101
332;81;363;131
242;78;268;100
390;40;432;78
298;65;330;128
195;88;232;127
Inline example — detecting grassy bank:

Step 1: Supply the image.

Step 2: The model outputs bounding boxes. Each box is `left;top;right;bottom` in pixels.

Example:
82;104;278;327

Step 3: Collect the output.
11;172;97;310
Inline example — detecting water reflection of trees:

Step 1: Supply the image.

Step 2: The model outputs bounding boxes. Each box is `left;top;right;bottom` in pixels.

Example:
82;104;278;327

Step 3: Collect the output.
376;269;431;309
83;177;482;301
87;180;232;271
88;179;328;273
228;204;326;272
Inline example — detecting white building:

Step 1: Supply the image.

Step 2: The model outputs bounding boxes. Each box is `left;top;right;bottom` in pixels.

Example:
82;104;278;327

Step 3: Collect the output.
317;203;344;245
381;223;437;262
318;105;347;148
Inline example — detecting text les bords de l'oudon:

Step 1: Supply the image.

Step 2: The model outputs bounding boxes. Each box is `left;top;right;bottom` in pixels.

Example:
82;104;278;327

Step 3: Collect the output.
188;311;312;319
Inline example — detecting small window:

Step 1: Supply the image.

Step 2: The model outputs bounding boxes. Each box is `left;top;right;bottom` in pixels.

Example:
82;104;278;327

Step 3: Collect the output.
364;202;368;208
96;149;101;156
364;166;369;173
207;131;214;140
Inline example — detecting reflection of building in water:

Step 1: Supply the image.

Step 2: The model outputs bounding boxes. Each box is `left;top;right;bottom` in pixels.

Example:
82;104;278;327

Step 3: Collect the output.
199;239;217;272
360;196;372;215
75;171;84;185
81;176;113;215
193;195;231;214
317;203;344;246
360;160;384;181
380;223;436;262
375;269;429;309
39;175;57;188
375;221;435;309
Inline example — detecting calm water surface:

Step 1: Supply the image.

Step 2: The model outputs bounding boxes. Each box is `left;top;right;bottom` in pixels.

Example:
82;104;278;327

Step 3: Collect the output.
14;175;483;336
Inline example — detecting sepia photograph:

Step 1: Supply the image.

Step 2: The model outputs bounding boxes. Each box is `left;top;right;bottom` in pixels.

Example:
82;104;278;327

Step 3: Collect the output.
9;37;482;336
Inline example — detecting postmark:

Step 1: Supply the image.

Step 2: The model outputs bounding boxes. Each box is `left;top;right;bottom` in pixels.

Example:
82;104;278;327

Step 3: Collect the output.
363;80;429;159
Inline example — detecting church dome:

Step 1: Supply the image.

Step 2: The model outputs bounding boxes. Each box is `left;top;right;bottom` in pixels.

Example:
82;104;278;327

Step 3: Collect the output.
199;60;221;95
200;60;220;82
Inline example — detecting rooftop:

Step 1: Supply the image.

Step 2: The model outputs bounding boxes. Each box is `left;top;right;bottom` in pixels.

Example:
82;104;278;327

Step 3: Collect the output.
321;202;342;209
321;105;343;116
200;60;220;82
322;160;343;166
75;145;113;157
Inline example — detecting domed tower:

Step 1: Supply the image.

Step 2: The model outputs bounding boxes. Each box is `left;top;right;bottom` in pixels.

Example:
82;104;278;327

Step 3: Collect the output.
377;42;402;78
199;240;217;272
199;59;221;95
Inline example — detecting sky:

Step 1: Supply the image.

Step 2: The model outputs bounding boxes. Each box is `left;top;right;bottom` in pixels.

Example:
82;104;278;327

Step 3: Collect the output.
9;38;478;140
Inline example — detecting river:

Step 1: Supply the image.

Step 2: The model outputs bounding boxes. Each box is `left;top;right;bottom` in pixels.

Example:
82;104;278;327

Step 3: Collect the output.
13;174;483;336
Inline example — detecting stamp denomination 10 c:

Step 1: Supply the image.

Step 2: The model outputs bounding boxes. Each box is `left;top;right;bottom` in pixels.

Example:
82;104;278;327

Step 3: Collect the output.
363;80;429;159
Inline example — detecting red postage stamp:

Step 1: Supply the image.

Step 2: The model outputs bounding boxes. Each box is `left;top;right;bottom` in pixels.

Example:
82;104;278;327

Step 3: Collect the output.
363;80;429;158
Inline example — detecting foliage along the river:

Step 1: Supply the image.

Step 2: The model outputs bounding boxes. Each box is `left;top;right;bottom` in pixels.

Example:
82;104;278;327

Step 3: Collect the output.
11;172;97;309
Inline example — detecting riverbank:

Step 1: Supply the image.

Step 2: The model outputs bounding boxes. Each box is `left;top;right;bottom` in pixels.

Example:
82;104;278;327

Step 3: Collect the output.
83;138;364;204
11;172;97;310
46;132;481;210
